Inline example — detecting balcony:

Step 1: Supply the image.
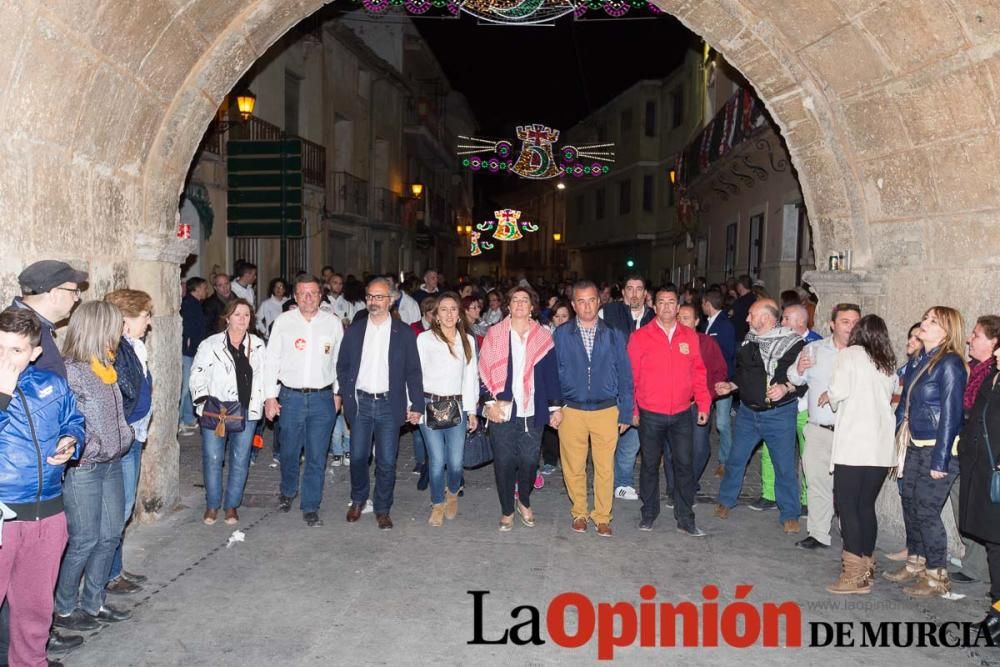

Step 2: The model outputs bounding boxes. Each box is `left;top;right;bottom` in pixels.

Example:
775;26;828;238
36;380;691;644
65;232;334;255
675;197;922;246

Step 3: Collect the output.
374;187;401;224
404;103;454;170
330;172;368;217
199;115;326;187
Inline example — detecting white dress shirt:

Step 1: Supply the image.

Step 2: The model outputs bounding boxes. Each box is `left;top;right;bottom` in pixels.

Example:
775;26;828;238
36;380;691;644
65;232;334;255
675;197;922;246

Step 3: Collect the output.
231;280;256;307
357;316;392;393
787;337;838;425
417;330;479;413
396;292;421;325
510;328;533;418
256;296;287;334
705;311;719;333
263;309;342;398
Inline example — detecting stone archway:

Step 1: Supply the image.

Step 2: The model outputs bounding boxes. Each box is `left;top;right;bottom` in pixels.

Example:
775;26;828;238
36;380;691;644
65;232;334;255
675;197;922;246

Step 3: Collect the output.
2;0;998;514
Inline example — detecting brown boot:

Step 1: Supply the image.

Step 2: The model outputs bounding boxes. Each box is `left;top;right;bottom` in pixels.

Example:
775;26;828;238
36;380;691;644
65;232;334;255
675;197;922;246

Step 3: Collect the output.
428;503;445;527
882;554;926;583
444;492;459;520
903;567;952;597
827;552;872;595
861;555;876;583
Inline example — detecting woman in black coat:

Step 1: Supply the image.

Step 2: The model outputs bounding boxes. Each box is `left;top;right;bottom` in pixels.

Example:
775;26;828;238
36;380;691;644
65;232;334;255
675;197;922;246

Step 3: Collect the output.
958;348;1000;643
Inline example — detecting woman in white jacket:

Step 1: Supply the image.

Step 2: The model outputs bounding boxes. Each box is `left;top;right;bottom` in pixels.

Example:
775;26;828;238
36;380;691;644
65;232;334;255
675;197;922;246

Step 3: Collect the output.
417;292;479;526
823;314;898;594
189;298;266;526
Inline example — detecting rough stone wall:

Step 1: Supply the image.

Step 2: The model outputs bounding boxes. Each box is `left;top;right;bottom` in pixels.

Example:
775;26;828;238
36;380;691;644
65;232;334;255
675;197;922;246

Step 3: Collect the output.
0;0;997;542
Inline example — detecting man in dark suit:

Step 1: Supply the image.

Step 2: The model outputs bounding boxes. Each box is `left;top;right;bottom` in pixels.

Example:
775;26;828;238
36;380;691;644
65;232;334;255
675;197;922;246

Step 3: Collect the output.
338;277;424;530
599;274;653;502
702;288;737;476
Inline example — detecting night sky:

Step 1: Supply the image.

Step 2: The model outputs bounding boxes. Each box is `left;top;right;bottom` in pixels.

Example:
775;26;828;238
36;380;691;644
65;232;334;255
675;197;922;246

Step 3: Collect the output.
414;13;696;134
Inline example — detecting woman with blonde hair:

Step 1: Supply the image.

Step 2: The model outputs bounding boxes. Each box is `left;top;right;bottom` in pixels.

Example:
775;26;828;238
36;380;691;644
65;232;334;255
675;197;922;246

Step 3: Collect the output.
53;301;135;631
103;289;154;595
416;292;479;526
884;306;968;597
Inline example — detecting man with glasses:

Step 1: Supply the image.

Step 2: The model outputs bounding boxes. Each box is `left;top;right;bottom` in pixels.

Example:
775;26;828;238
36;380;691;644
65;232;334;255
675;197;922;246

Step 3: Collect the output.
264;275;344;527
338;277;424;530
8;260;89;656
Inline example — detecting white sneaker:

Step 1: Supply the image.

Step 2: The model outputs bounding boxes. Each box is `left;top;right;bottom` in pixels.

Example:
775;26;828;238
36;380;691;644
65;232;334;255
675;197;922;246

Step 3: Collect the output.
346;499;374;514
615;485;639;500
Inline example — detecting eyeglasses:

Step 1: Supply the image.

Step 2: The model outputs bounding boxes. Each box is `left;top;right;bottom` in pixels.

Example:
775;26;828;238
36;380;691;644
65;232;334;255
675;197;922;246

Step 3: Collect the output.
365;294;391;302
54;287;81;297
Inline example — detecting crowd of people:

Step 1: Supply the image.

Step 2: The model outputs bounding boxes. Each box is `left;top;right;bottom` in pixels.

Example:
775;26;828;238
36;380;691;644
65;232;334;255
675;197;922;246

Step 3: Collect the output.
2;258;1000;664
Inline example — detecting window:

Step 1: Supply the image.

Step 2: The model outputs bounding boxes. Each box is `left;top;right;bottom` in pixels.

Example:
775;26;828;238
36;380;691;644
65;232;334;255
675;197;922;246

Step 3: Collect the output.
620;108;633;133
724;222;737;278
671;86;684;128
595;188;605;220
642;174;654;212
284;69;302;135
644;100;656;137
618;179;631;215
748;213;764;278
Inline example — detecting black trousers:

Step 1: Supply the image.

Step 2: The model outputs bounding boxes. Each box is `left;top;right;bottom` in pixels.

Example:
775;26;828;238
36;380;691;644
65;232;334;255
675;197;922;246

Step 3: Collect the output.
833;464;889;556
490;418;542;516
541;425;560;466
987;541;1000;605
639;408;694;528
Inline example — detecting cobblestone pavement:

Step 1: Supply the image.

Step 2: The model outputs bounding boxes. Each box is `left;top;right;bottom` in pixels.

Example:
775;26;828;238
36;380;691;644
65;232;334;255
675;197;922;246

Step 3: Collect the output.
60;428;996;666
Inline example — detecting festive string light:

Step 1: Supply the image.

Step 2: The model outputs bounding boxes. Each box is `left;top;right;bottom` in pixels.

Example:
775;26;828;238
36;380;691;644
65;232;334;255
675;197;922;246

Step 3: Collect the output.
458;125;615;180
352;0;663;20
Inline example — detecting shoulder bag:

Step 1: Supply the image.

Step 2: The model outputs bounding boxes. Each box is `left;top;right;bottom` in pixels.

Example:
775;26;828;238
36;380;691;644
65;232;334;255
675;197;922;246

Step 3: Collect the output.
425;393;462;430
892;361;930;479
980;382;1000;503
200;397;246;437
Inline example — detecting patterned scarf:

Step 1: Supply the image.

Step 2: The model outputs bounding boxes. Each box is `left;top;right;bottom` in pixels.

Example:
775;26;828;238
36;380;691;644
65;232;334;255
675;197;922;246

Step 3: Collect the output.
746;326;801;384
479;316;553;402
965;358;994;410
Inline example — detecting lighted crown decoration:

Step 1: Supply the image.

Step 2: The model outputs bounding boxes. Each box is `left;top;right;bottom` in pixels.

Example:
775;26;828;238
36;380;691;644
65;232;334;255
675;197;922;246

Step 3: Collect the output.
354;0;665;24
459;124;614;180
470;209;539;255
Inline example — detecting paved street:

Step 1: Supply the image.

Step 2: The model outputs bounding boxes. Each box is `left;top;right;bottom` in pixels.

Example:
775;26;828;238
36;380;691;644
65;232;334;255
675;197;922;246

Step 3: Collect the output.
60;430;996;666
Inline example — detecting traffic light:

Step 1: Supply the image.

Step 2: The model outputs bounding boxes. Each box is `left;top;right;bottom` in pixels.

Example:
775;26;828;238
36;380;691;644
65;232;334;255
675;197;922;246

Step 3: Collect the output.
625;258;636;269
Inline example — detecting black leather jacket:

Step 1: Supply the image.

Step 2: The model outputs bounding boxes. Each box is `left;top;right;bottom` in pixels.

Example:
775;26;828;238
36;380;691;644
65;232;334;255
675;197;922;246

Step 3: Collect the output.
896;348;967;472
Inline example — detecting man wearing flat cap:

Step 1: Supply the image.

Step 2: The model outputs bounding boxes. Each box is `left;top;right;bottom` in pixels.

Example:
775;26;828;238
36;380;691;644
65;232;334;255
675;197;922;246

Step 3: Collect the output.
5;261;89;656
10;260;87;382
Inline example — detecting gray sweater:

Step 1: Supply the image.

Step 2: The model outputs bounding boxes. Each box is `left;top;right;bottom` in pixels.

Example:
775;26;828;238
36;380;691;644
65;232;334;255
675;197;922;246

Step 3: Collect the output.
65;360;134;464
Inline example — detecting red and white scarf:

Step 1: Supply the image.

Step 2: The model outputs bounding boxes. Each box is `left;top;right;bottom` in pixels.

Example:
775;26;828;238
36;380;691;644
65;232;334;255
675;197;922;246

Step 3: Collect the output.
479;316;553;403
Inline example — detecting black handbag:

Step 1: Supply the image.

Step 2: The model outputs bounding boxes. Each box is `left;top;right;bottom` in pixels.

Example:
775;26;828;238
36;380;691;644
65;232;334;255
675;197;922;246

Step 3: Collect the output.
981;389;1000;503
199;397;246;437
463;423;493;469
425;394;462;430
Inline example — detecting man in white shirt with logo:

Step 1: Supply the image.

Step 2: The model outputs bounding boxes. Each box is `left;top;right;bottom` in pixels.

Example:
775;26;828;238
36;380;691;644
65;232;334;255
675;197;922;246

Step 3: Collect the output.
264;275;343;527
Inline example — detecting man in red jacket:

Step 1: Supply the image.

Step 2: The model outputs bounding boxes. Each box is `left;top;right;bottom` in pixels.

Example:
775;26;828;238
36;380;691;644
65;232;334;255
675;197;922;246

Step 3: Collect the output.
628;286;711;536
678;304;729;492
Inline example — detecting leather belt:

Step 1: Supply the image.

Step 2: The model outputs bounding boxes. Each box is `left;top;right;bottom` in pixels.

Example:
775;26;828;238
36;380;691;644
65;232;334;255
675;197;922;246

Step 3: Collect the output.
424;393;461;401
358;389;389;400
285;384;333;394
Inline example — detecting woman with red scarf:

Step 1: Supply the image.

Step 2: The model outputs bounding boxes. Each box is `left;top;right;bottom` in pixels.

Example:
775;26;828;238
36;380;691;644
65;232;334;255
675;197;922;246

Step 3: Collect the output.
479;286;561;532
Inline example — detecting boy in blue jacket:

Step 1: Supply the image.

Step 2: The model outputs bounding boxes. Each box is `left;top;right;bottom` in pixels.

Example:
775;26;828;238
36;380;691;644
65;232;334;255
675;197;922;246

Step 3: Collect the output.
0;307;83;666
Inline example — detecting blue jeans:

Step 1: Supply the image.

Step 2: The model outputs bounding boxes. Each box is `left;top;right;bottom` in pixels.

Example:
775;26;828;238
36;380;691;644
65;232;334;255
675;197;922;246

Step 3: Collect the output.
329;413;350;456
202;422;257;510
613;426;641;488
639;409;694;528
718;401;800;522
108;439;142;582
419;415;467;504
348;394;401;515
55;459;125;616
412;425;427;466
278;388;336;513
715;395;733;465
179;355;196;426
691;404;712;492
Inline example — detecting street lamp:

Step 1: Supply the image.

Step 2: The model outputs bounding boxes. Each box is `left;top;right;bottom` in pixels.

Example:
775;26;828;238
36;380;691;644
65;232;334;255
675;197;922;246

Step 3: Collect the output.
552;232;562;242
235;90;256;121
410;183;424;198
556;182;566;191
